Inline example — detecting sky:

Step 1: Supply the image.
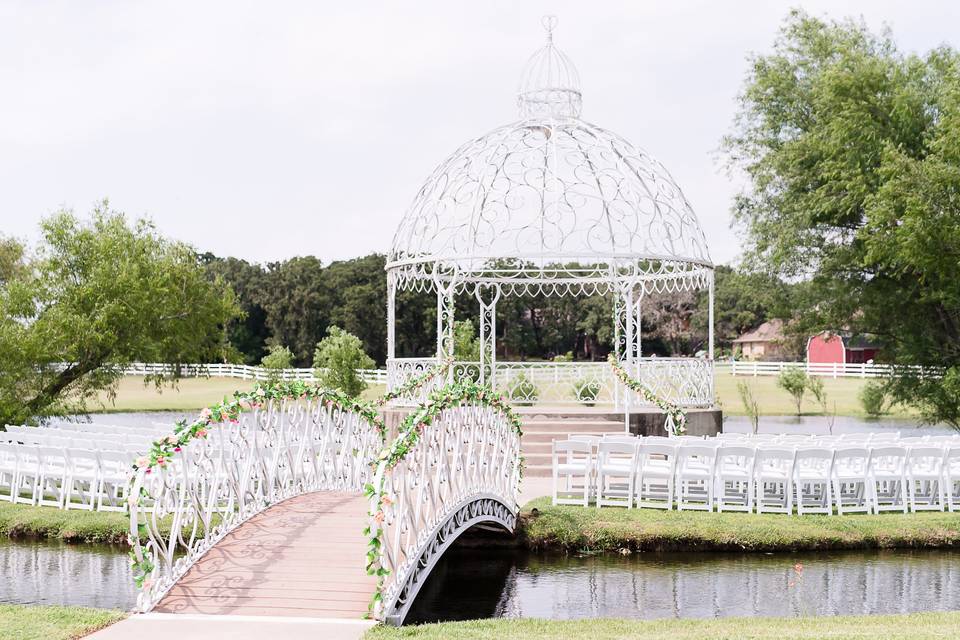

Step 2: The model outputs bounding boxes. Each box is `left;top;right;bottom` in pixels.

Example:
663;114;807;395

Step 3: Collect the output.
1;1;959;267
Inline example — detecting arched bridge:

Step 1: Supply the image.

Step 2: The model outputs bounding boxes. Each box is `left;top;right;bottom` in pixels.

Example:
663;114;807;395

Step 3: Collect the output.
128;383;522;626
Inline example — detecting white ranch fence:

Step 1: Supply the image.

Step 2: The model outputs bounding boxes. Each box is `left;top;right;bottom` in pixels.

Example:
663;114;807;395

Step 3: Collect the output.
118;362;388;384
372;404;522;624
129;396;382;612
718;361;927;379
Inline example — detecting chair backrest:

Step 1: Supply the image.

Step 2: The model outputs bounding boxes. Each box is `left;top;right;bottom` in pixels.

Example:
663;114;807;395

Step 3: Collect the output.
641;436;673;445
602;435;639;445
569;435;601;444
906;446;946;472
717;445;756;464
793;447;835;475
554;439;593;455
754;446;796;468
676;444;718;473
868;446;907;474
597;441;638;459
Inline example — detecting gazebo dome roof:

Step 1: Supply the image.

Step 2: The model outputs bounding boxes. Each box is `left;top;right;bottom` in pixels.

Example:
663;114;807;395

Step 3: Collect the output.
388;18;712;296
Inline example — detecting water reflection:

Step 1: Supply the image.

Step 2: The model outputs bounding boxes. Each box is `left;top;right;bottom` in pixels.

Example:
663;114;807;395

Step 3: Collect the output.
406;549;960;623
0;539;134;610
723;414;953;435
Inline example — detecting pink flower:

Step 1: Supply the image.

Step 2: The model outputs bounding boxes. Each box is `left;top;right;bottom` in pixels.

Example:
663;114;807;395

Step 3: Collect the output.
200;407;212;420
135;456;149;468
374;510;385;524
380;495;394;506
156;456;165;466
196;428;208;438
164;435;177;445
173;447;181;453
142;578;153;589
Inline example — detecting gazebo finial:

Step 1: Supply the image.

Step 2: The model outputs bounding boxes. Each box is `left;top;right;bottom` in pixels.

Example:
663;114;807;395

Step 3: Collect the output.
517;16;582;118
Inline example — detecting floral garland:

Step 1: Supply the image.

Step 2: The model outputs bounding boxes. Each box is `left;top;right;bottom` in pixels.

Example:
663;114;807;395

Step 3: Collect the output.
363;380;523;617
375;357;452;407
128;380;386;590
608;355;687;436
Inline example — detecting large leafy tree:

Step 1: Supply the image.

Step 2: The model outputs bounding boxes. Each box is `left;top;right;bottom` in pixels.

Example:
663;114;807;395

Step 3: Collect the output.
203;255;270;365
723;10;960;424
0;204;240;424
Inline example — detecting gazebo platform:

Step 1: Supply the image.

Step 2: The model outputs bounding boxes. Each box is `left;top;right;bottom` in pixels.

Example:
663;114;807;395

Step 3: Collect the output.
381;404;722;477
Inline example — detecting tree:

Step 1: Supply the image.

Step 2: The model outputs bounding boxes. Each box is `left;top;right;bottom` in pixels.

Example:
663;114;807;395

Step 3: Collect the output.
313;326;375;397
453;320;480;362
0;204;240;425
260;344;294;385
777;367;808;416
736;380;761;434
204;255;270;365
259;256;331;366
723;10;960;425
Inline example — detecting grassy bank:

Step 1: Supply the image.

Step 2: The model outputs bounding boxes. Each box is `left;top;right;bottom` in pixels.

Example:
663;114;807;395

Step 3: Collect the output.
365;612;960;640
0;502;132;545
0;604;124;640
521;497;960;552
91;376;386;413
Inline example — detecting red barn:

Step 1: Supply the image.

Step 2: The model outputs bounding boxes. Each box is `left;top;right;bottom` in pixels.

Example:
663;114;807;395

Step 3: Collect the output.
806;331;880;364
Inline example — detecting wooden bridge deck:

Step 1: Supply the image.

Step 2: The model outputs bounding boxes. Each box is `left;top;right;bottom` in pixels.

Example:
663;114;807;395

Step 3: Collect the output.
154;491;376;619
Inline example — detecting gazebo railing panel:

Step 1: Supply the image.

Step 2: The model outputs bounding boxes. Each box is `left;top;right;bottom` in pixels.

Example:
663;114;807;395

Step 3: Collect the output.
386;358;447;407
629;357;714;408
492;361;615;406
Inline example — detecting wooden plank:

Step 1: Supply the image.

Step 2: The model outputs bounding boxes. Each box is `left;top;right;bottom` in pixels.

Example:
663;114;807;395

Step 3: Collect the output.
154;491;376;618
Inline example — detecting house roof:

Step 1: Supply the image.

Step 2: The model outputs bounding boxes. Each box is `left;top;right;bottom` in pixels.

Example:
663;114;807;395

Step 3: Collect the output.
732;319;784;344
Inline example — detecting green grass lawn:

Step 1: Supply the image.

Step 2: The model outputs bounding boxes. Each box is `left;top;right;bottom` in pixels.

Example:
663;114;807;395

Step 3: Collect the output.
94;372;913;419
364;612;960;640
0;604;124;640
521;497;960;552
0;502;131;544
714;371;917;418
92;376;386;413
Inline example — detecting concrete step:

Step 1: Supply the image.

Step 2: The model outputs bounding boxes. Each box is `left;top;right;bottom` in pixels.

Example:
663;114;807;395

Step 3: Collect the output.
520;420;623;433
523;463;554;478
521;430;621;444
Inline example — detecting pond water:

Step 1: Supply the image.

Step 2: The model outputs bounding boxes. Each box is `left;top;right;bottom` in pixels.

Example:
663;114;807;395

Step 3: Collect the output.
406;548;960;624
2;538;959;622
723;414;954;436
0;539;135;610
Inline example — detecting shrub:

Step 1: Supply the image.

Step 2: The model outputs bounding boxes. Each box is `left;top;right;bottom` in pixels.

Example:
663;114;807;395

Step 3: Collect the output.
313;326;375;397
260;344;294;385
553;351;574;362
860;380;891;417
573;378;601;406
777;367;809;415
453;320;480;362
736;380;760;434
508;373;539;406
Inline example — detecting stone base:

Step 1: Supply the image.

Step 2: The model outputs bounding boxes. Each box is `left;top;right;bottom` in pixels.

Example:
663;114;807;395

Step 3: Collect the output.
628;407;723;437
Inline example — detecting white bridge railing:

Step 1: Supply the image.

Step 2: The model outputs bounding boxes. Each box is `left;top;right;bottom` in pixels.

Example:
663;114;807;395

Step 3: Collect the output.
367;400;522;625
128;391;383;612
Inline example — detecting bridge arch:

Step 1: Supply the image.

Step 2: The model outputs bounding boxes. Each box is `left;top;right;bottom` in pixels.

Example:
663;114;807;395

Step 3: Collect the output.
366;389;523;625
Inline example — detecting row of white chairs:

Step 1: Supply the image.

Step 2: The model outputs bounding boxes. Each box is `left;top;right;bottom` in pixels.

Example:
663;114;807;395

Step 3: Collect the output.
552;434;960;515
0;421;176;511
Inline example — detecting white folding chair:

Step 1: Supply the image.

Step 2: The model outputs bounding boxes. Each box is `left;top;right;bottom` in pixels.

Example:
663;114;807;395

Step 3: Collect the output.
946;447;960;512
64;449;101;511
675;445;717;511
832;447;872;514
754;447;796;514
97;450;132;512
636;443;678;510
552;440;594;506
596;441;637;508
868;446;908;513
715;445;756;512
906;446;947;512
0;443;18;502
793;447;835;515
12;445;41;505
36;446;69;508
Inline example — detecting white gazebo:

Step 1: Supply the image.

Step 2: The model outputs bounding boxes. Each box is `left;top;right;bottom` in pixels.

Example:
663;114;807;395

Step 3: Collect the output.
385;18;715;409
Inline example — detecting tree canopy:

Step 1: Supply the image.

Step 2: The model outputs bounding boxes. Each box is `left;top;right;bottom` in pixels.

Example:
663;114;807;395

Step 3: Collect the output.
0;204;240;424
723;10;960;424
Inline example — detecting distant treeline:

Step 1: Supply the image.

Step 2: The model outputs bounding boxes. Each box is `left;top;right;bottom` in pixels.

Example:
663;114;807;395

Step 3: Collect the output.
202;253;794;367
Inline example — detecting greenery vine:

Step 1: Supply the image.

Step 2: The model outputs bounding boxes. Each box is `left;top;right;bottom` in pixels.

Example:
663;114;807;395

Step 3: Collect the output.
363;380;523;618
375;357;452;407
608;354;687;435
